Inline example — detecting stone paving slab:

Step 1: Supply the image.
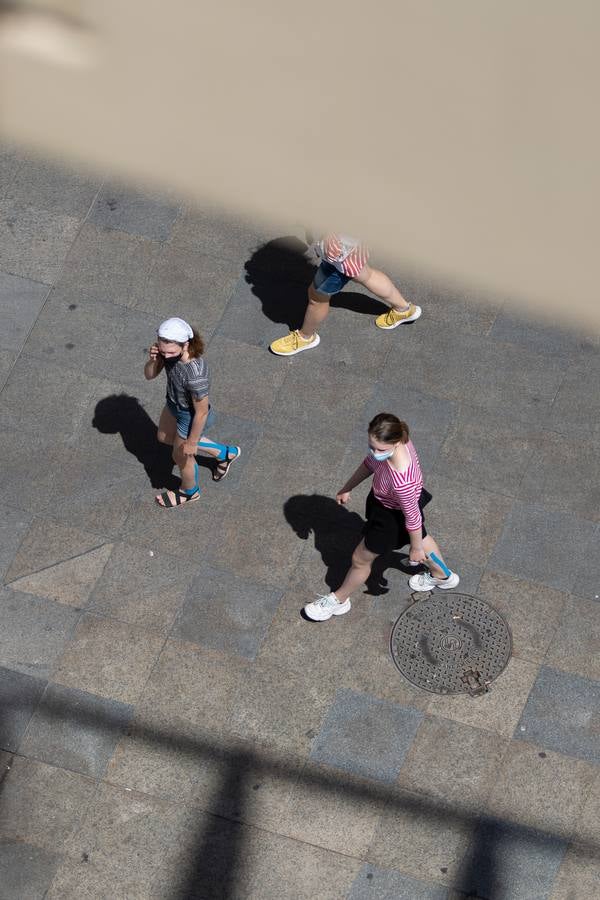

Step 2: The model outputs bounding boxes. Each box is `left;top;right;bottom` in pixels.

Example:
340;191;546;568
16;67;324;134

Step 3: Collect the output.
2;148;600;899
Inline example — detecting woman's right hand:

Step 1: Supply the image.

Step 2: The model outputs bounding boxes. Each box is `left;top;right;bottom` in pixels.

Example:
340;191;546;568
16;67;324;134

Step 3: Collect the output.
148;342;160;361
336;491;351;506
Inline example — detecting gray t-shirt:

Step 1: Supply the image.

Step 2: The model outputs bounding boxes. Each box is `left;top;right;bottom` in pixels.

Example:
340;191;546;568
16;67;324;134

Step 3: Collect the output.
164;356;210;409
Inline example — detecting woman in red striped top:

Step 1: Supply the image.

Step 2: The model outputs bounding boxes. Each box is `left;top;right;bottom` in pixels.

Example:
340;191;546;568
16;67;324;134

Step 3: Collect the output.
269;233;421;356
304;413;459;621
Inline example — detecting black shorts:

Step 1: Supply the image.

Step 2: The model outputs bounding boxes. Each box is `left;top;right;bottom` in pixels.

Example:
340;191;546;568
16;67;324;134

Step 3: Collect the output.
362;488;432;556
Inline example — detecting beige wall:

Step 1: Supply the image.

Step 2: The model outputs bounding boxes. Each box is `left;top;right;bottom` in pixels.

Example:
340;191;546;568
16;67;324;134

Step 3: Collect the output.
1;1;598;329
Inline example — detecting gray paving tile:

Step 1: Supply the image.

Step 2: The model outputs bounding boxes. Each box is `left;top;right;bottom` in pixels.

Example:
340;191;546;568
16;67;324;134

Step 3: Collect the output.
423;474;514;567
3;517;108;583
368;790;473;886
52;613;165;704
19;682;134;777
381;320;567;425
489;307;589;359
0;666;46;752
515;665;600;764
216;273;305;347
550;843;600;900
88;183;181;241
486;741;596;838
0;506;31;582
520;432;600;522
0;587;79;680
205;334;289;421
582;524;600;603
169;202;275;262
0;839;61;900
478;571;567;662
0;144;22;195
456;817;567;900
550;354;600;441
55;221;160;307
0;271;48;352
348;864;448;900
544;594;600;680
310;688;423;783
398;717;508;811
8;544;113;608
4;153;101;218
0;755;96;850
88;541;195;633
0;348;15;390
314;296;398;379
488;500;595;592
0;200;80;284
139;243;239;336
172;565;283;660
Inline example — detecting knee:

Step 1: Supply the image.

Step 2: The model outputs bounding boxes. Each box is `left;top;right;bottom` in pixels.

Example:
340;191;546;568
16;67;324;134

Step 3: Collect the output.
308;285;329;306
352;547;372;569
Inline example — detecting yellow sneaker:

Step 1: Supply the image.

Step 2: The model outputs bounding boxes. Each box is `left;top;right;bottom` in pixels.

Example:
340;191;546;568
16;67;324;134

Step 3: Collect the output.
269;330;321;356
375;304;422;329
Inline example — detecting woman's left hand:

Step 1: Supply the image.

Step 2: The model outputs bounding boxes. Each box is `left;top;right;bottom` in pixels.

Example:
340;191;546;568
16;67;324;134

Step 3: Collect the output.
409;546;427;565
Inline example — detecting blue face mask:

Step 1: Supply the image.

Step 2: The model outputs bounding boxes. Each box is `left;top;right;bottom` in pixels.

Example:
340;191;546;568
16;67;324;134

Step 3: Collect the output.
370;447;394;461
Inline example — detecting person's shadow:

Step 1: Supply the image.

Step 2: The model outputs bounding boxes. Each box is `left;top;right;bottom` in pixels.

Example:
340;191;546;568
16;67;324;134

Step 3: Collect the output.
244;237;388;331
92;394;181;490
283;494;417;598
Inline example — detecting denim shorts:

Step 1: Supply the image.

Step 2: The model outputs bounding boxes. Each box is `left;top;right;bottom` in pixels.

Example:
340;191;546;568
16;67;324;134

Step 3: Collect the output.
166;397;216;439
312;260;351;297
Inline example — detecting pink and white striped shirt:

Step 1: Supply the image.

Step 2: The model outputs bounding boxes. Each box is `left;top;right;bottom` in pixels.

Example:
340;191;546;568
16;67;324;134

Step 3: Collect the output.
363;440;424;531
319;234;369;278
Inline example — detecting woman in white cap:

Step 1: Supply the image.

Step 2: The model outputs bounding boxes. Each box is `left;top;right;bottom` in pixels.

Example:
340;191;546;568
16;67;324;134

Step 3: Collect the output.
144;317;241;507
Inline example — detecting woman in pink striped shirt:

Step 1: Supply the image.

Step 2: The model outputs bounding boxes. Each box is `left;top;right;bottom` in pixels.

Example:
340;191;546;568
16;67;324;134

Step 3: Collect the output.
270;234;421;356
304;413;459;621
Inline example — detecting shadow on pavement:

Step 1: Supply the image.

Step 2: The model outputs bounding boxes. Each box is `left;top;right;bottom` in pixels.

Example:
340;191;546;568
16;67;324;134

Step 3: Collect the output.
244;237;387;331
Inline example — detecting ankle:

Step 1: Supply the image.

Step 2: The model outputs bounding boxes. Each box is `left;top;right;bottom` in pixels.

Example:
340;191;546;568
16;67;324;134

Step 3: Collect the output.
299;330;314;341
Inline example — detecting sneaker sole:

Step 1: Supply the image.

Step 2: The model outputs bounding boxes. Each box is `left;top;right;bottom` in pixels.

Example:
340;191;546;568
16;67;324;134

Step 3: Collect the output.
270;334;321;356
375;306;423;330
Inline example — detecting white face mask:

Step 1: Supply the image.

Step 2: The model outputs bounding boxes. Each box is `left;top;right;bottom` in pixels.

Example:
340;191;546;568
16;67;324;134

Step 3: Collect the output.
370;447;394;461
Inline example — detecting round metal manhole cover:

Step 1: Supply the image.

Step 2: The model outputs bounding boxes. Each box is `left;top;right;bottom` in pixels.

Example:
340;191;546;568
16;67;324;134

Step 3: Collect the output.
390;592;512;695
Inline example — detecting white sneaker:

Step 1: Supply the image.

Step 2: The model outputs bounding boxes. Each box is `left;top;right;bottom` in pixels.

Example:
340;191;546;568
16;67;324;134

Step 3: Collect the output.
304;592;351;621
408;571;460;592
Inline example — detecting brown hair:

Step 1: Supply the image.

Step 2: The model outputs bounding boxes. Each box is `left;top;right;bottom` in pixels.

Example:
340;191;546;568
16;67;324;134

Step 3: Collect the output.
368;412;409;444
187;328;205;358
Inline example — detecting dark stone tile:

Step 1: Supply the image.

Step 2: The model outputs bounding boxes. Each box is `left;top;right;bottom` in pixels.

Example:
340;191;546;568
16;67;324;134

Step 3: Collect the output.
348;864;448;900
381;321;567;426
310;688;423;783
4;153;101;218
488;500;595;592
19;682;134;777
515;666;600;764
550;355;600;442
205;334;288;421
173;565;284;660
0;200;80;284
0;839;61;900
519;432;600;522
4;517;108;583
88;184;181;241
455;817;567;900
0;506;32;582
544;594;600;680
0;587;79;680
0;666;46;752
0;349;15;390
0;271;48;352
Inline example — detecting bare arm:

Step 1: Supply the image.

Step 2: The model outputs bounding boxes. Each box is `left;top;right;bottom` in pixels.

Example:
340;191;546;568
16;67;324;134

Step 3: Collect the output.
336;462;371;505
144;343;165;380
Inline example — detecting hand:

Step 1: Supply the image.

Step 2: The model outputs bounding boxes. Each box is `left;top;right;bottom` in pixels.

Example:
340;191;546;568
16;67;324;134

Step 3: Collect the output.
148;342;161;361
409;546;427;565
336;491;351;505
182;440;198;457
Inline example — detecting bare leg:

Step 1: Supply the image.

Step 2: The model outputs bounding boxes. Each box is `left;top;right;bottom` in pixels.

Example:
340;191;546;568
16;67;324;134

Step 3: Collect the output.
422;534;449;579
172;435;197;492
156;406;177;445
299;284;331;339
353;264;411;312
333;539;379;601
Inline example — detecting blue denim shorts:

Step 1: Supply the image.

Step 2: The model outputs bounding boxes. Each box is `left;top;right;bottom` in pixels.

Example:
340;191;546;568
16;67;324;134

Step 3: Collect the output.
312;260;351;296
166;397;216;439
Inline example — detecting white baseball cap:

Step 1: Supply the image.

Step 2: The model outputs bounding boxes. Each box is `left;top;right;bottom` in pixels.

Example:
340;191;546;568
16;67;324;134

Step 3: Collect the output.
157;317;194;343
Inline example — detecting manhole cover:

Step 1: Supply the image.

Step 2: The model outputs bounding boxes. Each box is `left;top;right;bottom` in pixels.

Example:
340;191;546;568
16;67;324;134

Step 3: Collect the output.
390;592;512;695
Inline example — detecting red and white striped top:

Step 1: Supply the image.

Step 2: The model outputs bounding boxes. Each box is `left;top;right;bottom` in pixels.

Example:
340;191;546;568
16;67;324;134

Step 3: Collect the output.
319;234;369;277
363;440;424;531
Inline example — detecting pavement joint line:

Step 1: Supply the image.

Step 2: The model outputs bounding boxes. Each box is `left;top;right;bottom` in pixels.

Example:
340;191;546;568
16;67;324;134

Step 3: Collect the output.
3;540;112;587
